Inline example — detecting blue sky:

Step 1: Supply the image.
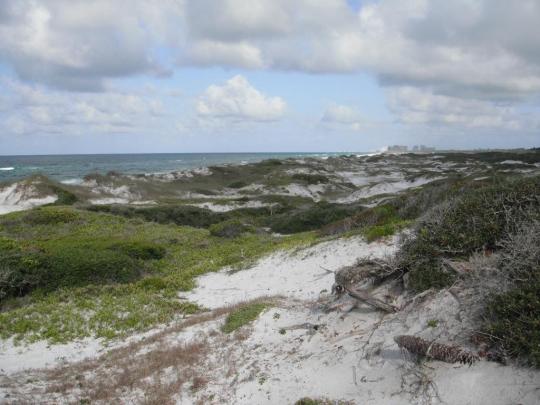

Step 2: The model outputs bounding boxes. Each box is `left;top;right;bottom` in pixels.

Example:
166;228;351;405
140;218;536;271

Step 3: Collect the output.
0;0;539;154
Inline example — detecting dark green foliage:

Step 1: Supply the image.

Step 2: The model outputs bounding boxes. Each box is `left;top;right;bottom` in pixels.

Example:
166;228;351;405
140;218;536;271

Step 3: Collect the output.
439;149;540;165
87;204;226;228
483;220;540;367
267;201;353;234
228;181;248;189
41;244;143;288
209;219;254;238
399;176;540;291
0;237;48;300
47;185;78;205
23;208;80;225
291;173;329;184
320;204;402;236
388;177;473;220
192;188;218;196
259;159;282;166
0;235;166;302
108;241;166;260
485;284;540;367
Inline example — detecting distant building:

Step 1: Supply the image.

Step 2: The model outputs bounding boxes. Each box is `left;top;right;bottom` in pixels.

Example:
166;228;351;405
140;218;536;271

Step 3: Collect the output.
386;145;408;154
412;145;436;153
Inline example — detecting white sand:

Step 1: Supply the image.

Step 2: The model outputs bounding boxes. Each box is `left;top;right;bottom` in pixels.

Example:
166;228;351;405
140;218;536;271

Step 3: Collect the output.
2;235;539;404
182;236;397;308
336;177;440;203
191;200;272;212
0;182;57;215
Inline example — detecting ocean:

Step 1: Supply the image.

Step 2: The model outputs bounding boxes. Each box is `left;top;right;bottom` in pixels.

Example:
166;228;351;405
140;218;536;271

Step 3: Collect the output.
0;152;357;183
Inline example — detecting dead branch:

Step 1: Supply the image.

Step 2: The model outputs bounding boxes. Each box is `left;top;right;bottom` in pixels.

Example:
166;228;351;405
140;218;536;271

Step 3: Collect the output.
344;286;397;313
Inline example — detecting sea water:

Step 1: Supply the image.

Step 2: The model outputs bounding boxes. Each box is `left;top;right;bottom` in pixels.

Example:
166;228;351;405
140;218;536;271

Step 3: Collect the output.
0;152;362;183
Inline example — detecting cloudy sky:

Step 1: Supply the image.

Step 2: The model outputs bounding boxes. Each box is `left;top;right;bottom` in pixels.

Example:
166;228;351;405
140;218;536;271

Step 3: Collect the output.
0;0;539;155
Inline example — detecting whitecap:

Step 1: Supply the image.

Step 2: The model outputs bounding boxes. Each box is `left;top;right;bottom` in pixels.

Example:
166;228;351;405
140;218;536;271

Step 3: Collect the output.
60;178;83;185
0;167;14;171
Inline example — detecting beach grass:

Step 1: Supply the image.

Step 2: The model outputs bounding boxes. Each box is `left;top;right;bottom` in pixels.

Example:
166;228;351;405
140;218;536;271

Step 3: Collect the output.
0;206;315;343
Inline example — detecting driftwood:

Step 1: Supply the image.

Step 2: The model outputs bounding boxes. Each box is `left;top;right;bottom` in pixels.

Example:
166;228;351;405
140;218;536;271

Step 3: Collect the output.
334;259;401;289
394;335;479;365
330;258;400;313
344;286;397;313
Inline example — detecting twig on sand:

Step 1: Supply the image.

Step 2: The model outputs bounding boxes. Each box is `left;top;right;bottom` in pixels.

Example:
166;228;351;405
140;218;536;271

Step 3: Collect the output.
344;286;398;313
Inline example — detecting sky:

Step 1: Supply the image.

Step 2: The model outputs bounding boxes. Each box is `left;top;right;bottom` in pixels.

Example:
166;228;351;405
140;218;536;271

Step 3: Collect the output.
0;0;539;155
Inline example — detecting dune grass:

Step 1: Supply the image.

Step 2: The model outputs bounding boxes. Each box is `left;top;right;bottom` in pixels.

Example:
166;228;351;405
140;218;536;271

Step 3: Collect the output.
0;207;315;343
221;302;269;333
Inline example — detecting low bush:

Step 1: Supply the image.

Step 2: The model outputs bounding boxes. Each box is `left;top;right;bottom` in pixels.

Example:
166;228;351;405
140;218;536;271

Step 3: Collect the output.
109;241;166;260
228;181;248;189
291;173;329;184
364;221;408;242
42;245;144;288
87;204;226;228
222;302;268;333
0;237;166;302
483;220;540;367
209;219;254;238
48;185;78;205
267;201;353;234
0;237;48;300
399;176;540;291
319;204;400;236
23;208;80;225
484;283;540;367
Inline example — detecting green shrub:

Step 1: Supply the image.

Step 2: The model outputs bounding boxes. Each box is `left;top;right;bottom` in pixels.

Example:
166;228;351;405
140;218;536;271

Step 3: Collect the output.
399;176;540;291
268;201;353;234
48;185;78;205
137;276;169;291
87;204;226;228
41;245;143;289
484;283;540;367
222;302;268;333
192;188;218;196
109;241;166;260
320;204;400;236
260;159;282;166
0;237;166;302
23;208;80;225
364;222;406;242
291;173;329;184
228;181;248;189
209;219;254;238
0;237;48;301
483;220;540;367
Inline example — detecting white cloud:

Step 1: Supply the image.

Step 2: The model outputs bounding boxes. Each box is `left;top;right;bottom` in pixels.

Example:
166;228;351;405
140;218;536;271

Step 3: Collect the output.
185;41;264;69
321;104;366;131
322;104;361;124
196;75;286;122
0;0;181;91
1;0;540;138
387;87;527;130
1;0;540;102
0;79;164;135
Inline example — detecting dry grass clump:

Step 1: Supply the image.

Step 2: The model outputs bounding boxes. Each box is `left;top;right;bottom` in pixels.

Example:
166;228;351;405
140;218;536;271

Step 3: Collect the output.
2;298;278;403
